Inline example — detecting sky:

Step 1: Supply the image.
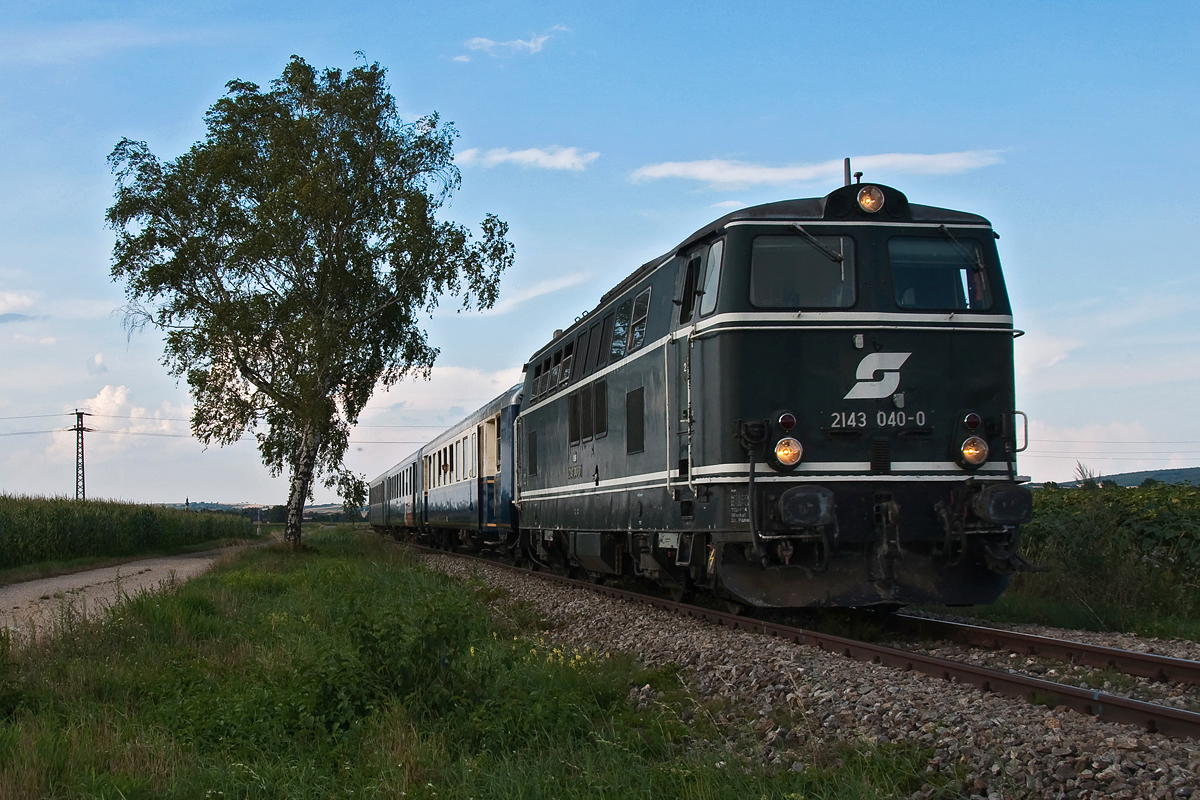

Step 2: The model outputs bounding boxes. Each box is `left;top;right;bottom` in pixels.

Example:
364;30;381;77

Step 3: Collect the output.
1;1;1198;504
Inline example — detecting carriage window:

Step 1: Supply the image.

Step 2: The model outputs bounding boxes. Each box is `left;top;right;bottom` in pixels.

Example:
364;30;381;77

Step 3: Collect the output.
889;237;992;311
610;300;632;362
699;239;724;316
628;288;651;353
750;235;855;308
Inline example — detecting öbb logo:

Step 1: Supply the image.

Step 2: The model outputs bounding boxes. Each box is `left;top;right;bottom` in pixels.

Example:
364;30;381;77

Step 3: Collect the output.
843;352;911;400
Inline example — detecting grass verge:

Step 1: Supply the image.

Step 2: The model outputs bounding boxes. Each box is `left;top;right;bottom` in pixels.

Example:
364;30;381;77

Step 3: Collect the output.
0;527;958;799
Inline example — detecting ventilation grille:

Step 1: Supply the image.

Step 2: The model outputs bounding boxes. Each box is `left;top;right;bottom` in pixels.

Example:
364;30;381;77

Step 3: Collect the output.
870;438;891;473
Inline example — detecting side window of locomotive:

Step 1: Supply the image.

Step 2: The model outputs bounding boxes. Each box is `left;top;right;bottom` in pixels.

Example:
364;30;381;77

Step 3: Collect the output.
699;239;724;316
888;237;992;311
580;383;594;442
559;341;574;386
574;328;590;378
593;379;608;438
596;314;614;371
568;392;581;446
625;387;645;455
750;235;856;308
627;287;651;354
609;299;633;362
548;350;562;394
678;253;702;324
531;363;542;399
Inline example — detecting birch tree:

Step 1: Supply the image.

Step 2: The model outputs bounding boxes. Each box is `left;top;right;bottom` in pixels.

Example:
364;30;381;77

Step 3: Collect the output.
106;56;513;547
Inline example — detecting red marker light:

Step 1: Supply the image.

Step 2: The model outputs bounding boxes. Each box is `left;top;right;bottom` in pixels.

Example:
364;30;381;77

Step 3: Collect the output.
778;413;797;431
964;413;982;430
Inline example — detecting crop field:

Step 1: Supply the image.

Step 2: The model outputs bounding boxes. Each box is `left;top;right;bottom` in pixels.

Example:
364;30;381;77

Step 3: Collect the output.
979;482;1200;638
0;528;957;799
0;495;254;570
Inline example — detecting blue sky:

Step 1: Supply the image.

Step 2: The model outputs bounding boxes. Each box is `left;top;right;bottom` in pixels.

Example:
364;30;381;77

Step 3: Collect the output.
1;1;1198;503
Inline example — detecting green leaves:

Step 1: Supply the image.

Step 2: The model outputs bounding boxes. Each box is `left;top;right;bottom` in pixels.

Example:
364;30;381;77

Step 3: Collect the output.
106;57;514;541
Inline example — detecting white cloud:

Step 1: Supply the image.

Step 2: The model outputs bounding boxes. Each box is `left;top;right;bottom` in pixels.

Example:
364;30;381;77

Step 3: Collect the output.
47;386;195;463
0;292;34;314
87;353;108;375
710;200;745;209
457;145;599;171
453;55;470;63
0;22;198;66
13;334;55;345
1014;331;1081;377
462;25;569;58
630;150;1004;187
481;274;592;316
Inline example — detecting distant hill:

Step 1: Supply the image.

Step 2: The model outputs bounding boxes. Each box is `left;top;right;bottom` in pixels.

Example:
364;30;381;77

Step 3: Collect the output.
160;501;366;520
1049;466;1200;488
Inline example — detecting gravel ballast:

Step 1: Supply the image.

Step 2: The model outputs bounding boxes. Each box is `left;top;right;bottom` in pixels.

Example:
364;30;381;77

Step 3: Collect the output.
420;552;1200;800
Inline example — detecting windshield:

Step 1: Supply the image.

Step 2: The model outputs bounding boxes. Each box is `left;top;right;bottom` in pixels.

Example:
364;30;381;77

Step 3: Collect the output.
750;234;855;308
889;236;992;311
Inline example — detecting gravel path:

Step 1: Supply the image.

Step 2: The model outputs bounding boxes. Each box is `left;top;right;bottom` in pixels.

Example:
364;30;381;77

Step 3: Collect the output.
0;546;246;641
420;553;1200;800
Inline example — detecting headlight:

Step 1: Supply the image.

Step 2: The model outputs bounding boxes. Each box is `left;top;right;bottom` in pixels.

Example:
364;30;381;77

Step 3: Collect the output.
857;185;885;213
775;437;803;466
960;436;989;466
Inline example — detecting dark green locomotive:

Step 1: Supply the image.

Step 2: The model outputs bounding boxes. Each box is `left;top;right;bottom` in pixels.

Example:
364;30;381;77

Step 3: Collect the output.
516;182;1032;608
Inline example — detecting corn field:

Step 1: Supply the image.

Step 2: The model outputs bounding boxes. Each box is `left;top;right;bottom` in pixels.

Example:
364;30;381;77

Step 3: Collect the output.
0;495;253;569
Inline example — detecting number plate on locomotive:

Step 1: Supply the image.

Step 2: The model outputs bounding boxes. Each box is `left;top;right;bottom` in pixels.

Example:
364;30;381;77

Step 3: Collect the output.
828;410;928;428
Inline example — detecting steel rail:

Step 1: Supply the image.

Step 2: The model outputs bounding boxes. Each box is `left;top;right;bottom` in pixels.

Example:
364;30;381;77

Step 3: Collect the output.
407;543;1200;740
887;613;1200;686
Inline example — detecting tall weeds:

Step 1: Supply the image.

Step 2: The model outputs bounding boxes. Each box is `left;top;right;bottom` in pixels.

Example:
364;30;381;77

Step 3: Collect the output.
0;495;252;568
1006;483;1200;634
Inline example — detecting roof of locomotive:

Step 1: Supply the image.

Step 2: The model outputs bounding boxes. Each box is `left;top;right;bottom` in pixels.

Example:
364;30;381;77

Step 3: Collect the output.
525;184;995;367
597;183;990;309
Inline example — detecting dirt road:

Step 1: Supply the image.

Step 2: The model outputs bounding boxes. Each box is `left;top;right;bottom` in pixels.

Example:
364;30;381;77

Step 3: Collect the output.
0;546;246;640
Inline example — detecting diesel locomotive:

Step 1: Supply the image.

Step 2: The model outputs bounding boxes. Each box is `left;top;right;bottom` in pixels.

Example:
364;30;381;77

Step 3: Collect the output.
370;180;1033;609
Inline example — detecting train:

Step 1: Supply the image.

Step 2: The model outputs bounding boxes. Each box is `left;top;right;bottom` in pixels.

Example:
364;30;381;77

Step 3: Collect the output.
369;178;1034;609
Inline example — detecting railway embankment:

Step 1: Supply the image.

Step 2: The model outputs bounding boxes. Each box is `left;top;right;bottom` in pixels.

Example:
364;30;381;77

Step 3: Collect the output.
420;550;1200;799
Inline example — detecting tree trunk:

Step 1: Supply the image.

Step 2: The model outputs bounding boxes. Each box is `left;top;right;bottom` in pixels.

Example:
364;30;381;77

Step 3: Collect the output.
284;425;322;549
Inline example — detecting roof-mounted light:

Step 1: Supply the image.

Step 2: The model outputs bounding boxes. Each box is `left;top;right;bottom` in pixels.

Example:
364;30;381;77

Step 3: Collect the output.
857;185;885;214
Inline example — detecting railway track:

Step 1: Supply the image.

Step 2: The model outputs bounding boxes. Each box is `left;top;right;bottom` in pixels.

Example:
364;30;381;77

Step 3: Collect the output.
407;542;1200;740
886;613;1200;687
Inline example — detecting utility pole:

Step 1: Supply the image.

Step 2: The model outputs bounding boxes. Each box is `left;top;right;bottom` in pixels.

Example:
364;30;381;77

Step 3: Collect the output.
70;409;92;500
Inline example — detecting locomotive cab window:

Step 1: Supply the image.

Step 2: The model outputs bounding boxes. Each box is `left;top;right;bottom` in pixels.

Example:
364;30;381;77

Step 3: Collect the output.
750;234;855;308
678;252;703;324
628;287;651;354
698;239;724;316
609;299;632;362
889;236;992;311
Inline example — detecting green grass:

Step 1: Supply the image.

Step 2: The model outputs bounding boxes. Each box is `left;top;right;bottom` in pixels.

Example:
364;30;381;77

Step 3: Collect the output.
934;483;1200;639
0;528;960;799
0;494;256;570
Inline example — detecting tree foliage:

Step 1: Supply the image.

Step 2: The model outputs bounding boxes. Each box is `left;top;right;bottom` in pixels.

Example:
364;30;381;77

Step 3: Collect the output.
106;56;513;545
